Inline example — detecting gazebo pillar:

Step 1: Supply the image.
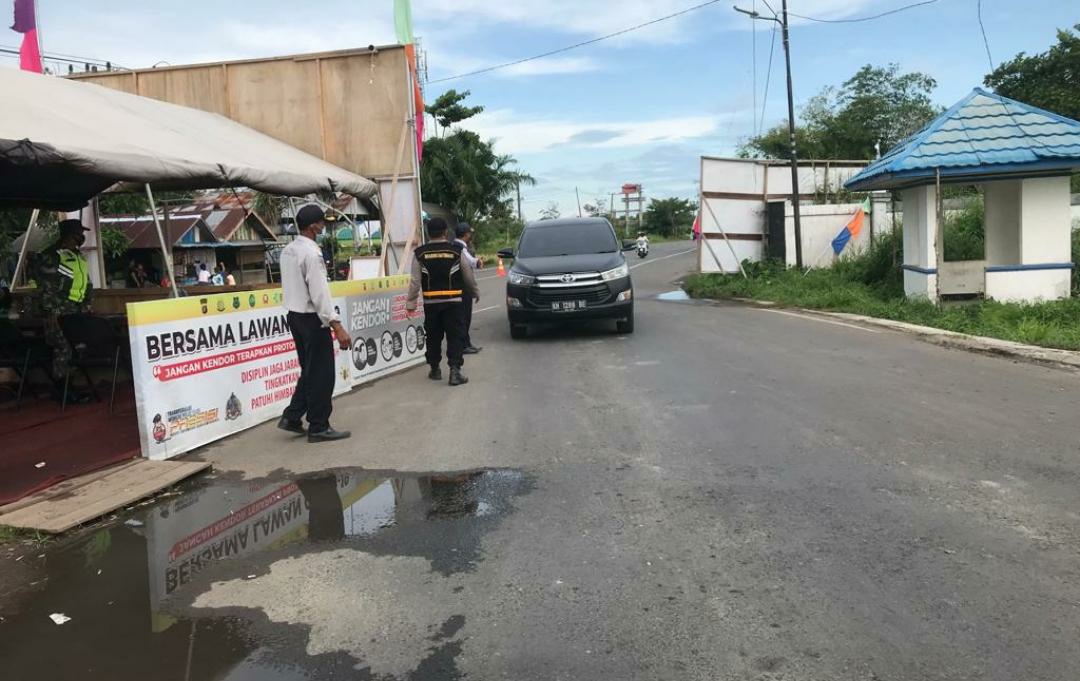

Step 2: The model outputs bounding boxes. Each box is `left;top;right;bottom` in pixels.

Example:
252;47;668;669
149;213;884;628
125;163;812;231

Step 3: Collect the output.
900;185;939;301
984;176;1073;303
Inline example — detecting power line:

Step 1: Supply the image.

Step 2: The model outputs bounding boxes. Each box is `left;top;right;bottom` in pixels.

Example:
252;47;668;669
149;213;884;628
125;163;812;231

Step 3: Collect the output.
788;0;940;24
976;0;995;72
0;44;126;70
428;0;724;84
758;22;778;135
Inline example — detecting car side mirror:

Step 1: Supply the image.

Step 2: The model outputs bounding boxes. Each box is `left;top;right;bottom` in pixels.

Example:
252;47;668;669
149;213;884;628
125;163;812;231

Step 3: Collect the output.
497;248;515;259
622;241;637;251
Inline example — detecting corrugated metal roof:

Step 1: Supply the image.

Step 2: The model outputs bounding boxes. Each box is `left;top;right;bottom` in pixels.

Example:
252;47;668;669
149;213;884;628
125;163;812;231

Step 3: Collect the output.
845;88;1080;191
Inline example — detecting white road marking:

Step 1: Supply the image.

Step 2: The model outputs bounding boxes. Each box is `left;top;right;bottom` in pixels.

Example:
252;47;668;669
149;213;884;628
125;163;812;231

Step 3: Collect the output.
629;248;697;270
475;305;500;313
758;308;882;334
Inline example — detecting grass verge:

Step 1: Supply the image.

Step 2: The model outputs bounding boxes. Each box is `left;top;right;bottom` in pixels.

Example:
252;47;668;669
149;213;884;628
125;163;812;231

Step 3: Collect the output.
684;232;1080;351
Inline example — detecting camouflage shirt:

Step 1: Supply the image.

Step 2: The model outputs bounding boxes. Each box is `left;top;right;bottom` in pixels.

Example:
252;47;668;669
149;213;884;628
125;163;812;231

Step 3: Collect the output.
32;243;93;311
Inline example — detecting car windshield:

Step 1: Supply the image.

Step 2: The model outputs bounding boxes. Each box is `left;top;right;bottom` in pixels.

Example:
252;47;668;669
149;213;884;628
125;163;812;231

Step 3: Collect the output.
518;223;619;258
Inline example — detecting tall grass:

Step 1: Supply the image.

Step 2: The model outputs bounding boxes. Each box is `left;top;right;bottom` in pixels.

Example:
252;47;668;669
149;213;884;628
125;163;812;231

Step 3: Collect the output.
684;228;1080;351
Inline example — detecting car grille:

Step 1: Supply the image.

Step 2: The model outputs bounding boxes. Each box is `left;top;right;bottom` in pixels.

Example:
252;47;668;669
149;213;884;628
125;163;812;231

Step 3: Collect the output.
527;283;611;305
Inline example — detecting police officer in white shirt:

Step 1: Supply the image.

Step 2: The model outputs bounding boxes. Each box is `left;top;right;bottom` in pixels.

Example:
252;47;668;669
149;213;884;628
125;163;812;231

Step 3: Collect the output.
453;222;482;354
278;205;352;442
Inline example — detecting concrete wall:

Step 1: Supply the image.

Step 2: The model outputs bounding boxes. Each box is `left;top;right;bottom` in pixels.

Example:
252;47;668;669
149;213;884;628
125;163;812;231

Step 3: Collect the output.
985;269;1072;303
984;180;1021;266
939;260;986;296
784;202;871;268
1019;176;1072;264
698;157;869;274
899;185;938;300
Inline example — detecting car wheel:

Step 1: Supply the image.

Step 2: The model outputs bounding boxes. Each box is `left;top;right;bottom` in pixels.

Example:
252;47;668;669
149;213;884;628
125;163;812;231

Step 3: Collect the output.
616;314;634;335
510;323;528;340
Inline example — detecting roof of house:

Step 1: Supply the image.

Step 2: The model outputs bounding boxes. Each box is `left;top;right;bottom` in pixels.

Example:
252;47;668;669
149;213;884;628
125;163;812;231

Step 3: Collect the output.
100;215;205;249
845;88;1080;191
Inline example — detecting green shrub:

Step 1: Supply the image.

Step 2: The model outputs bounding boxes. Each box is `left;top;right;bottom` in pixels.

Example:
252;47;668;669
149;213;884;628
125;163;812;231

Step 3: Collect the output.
943;199;985;261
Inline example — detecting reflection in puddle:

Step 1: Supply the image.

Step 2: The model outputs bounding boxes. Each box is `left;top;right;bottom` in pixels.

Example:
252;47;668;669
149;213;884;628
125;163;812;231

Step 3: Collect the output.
657;290;691;301
0;468;527;681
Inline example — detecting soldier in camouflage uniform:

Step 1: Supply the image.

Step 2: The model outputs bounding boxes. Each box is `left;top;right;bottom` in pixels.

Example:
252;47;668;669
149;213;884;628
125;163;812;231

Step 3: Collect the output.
31;219;94;392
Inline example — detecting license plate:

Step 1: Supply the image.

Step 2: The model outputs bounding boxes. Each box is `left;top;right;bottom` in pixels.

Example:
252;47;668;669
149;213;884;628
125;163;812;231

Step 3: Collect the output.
551;300;587;311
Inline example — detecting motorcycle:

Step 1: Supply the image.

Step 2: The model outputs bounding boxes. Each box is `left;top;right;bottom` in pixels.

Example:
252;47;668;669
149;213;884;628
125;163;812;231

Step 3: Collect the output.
636;243;649;259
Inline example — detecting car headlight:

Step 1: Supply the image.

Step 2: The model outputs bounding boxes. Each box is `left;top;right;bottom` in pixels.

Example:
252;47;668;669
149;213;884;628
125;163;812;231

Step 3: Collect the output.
509;271;536;286
600;264;630;281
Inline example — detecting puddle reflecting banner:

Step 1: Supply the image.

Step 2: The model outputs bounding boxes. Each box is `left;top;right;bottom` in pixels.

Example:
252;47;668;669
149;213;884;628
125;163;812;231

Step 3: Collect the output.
126;276;425;460
145;473;382;625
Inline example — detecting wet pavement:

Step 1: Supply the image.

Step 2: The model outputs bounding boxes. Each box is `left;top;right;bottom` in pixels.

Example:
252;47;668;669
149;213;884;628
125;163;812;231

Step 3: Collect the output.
5;243;1080;680
0;468;530;681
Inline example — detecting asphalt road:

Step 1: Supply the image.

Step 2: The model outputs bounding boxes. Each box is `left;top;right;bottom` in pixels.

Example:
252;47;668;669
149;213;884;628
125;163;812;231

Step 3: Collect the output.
4;240;1080;680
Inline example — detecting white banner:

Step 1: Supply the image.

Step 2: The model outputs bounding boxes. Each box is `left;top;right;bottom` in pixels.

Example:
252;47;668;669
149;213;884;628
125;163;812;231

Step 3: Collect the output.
126;276;424;460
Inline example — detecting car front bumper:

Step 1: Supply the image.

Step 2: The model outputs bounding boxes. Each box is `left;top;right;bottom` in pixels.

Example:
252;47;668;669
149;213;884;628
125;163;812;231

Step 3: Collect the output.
506;277;633;323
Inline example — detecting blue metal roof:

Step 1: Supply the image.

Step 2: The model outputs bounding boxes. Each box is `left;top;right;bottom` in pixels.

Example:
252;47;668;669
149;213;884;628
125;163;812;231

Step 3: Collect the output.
845;88;1080;191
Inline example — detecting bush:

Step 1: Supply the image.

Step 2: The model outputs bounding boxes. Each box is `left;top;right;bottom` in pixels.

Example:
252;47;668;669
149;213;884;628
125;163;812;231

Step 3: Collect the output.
1073;228;1080;295
943;199;985;261
683;225;1080;351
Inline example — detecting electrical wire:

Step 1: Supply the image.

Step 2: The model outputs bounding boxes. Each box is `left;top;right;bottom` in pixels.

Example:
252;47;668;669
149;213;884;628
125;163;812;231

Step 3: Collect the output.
976;0;995;72
758;22;778;135
428;0;724;84
788;0;939;24
0;44;126;70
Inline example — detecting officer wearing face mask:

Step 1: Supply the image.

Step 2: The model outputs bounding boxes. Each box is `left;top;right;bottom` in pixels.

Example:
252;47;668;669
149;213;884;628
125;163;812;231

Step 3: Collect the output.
32;219;94;396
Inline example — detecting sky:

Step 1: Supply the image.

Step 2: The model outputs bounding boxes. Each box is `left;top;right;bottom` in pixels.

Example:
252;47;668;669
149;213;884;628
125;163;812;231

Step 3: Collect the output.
5;0;1077;220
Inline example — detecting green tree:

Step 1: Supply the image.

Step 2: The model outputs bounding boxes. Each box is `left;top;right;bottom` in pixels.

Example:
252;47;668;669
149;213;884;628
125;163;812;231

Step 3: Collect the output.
421;129;534;224
985;24;1080;121
425;89;484;137
985;24;1080;193
742;64;939;161
642;197;696;237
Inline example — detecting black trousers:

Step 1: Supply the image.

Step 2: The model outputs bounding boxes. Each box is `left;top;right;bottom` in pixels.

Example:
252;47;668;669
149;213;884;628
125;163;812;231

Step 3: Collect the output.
462;295;474;348
298;475;345;541
283;312;335;433
424;302;467;369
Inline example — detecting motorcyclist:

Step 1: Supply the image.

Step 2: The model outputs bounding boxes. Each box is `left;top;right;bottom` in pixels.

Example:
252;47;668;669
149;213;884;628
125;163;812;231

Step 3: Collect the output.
636;232;650;253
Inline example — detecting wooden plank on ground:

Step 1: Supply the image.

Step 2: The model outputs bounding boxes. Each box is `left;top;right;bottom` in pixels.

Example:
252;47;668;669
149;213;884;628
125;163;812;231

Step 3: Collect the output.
0;460;211;533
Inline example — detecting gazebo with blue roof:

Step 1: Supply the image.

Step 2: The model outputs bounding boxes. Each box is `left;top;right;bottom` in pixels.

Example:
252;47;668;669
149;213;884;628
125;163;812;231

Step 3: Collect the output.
845;88;1080;304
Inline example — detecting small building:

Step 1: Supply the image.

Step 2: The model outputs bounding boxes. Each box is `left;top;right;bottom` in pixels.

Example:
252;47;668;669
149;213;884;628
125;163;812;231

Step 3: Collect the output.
846;88;1080;303
102;192;278;286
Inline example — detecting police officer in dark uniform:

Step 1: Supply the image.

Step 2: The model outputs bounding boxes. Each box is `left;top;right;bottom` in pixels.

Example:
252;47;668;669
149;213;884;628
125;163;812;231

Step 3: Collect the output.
31;219;94;401
405;217;479;387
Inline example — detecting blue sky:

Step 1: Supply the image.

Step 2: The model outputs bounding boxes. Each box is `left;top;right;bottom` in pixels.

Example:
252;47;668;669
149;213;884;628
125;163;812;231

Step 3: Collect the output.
9;0;1078;219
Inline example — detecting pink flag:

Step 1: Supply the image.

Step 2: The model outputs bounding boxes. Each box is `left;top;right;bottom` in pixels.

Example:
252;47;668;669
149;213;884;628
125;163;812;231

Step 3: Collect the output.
11;0;42;73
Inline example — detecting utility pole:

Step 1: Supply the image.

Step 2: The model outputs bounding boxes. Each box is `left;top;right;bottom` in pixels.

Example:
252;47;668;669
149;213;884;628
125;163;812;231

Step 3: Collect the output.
516;180;523;223
575;186;582;218
735;1;804;268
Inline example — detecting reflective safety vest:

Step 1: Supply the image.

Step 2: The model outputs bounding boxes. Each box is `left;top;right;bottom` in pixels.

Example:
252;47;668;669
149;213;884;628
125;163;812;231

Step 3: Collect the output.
58;249;90;303
414;241;465;301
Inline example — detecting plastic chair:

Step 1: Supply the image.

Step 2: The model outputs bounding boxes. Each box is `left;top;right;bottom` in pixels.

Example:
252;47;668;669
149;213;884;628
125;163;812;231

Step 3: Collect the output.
0;319;51;409
59;314;129;414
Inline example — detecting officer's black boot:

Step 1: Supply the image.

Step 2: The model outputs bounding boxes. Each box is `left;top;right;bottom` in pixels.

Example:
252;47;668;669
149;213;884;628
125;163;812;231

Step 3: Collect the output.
448;366;468;386
428;365;443;381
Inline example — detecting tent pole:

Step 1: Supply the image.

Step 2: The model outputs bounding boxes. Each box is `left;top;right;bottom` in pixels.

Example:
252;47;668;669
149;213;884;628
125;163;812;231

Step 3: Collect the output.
146;184;179;298
12;209;40;288
380;118;411;277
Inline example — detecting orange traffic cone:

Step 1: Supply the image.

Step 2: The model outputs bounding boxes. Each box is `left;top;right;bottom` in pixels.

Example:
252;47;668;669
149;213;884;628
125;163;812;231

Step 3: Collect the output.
496;257;506;277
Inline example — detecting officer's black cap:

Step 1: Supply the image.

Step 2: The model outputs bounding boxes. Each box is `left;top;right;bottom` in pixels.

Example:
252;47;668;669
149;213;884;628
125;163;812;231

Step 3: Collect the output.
58;219;89;235
426;217;448;238
296;204;327;230
455;222;473;238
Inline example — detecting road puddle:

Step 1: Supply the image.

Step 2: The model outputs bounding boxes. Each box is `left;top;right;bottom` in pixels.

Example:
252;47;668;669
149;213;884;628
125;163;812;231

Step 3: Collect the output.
0;468;528;681
657;290;691;301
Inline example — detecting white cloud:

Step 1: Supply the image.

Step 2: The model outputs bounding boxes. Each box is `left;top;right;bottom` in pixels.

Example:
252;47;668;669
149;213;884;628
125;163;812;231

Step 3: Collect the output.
461;109;722;154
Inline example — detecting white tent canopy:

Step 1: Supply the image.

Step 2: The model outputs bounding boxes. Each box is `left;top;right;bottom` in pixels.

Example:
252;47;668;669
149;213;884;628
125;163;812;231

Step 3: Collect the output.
0;68;378;210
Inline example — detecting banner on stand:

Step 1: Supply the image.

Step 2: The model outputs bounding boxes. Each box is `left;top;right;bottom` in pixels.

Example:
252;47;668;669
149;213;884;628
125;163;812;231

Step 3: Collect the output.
126;276;424;460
